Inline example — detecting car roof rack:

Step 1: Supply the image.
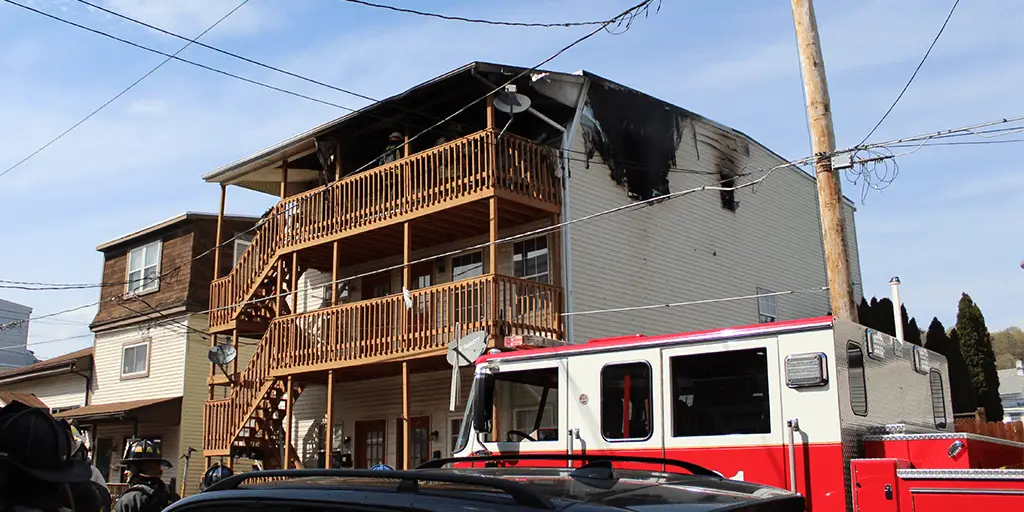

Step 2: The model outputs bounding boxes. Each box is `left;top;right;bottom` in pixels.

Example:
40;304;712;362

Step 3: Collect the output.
417;454;719;477
205;468;553;509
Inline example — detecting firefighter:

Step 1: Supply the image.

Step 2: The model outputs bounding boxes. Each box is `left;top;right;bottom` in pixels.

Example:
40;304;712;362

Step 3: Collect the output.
377;132;404;166
112;439;180;512
199;463;233;492
0;401;93;512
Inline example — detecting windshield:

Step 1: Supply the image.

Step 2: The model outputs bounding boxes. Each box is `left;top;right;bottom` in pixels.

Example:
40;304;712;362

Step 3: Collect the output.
453;375;478;454
457;366;560;449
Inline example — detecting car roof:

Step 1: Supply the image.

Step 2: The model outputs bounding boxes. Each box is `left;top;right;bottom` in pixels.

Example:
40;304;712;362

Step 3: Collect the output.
167;467;801;512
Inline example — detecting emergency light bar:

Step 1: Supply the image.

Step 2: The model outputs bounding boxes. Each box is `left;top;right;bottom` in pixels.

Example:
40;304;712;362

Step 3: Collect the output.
785;353;828;388
912;345;930;375
504;335;566;350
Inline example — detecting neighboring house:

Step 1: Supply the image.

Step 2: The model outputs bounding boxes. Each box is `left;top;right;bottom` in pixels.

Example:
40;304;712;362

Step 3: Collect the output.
0;299;38;369
999;363;1024;423
199;62;863;471
0;347;92;414
52;212;257;496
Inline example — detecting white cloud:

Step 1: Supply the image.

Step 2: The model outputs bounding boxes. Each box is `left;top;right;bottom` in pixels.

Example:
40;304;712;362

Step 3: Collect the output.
128;98;166;115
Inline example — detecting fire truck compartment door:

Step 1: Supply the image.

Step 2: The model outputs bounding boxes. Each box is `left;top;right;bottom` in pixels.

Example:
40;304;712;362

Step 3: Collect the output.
659;336;786;484
565;347;665;467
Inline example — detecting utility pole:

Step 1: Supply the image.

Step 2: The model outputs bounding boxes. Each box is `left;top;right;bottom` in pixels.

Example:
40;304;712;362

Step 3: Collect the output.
791;0;858;322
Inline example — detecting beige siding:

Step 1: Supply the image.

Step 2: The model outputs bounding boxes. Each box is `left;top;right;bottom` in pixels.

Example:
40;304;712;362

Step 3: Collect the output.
567;117;861;342
1;373;88;410
290;368;473;468
91;317;189;405
178;314;212;496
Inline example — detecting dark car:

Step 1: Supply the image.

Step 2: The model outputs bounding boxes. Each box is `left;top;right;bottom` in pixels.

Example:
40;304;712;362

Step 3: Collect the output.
170;456;803;512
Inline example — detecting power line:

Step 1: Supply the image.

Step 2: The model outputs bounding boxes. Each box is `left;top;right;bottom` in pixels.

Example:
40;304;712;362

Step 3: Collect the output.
0;333;94;354
857;0;960;145
0;0;252;179
337;0;622;28
563;288;828;316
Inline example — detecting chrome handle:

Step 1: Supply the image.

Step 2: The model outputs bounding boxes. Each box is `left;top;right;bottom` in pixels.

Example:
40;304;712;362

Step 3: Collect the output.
786;418;801;493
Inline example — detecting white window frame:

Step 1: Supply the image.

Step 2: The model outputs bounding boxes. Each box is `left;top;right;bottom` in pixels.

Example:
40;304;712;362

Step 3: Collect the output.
512;236;550;284
447;414;463;457
757;287;777;323
121;340;150;379
126;241;162;295
232;233;253;267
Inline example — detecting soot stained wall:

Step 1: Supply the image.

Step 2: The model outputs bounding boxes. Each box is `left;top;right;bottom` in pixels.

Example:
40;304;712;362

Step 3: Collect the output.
582;82;686;200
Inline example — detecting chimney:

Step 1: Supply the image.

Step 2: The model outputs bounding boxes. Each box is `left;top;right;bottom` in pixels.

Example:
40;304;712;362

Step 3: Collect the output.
888;277;904;343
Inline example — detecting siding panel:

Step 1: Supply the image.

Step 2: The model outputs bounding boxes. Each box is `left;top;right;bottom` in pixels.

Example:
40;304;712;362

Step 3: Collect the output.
90;317;189;405
0;373;88;410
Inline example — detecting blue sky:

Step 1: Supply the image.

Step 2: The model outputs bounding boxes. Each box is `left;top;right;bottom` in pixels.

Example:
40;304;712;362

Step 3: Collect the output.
1;0;1021;359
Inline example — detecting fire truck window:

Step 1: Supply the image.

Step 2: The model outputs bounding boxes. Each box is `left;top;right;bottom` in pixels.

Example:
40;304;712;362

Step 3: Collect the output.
670;348;770;437
494;368;559;442
847;342;868;416
929;370;947;429
600;362;653;440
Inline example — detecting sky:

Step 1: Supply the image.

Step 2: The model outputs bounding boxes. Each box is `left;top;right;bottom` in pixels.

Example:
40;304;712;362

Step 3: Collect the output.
0;0;1021;359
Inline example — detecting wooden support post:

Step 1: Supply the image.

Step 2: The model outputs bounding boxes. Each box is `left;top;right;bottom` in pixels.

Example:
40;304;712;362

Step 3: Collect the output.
489;197;499;345
280;160;289;200
290;252;299;314
489;198;498;274
487;95;496;131
325;370;335;469
791;0;857;322
284;376;294;468
403;134;411;159
213;184;226;279
275;258;283;315
331;241;339;307
231;329;239;377
402;362;410;470
334;147;342;182
402;222;411;343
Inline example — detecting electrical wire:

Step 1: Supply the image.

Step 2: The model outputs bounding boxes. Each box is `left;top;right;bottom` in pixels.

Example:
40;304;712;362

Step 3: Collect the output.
337;0;629;28
563;288;828;316
0;0;252;179
857;0;960;145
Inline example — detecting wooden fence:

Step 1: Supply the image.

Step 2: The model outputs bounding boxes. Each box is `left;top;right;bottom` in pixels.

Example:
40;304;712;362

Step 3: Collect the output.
955;418;1024;443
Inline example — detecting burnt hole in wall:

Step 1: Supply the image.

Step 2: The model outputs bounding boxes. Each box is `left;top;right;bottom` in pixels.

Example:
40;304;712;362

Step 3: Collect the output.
582;83;685;200
716;154;740;212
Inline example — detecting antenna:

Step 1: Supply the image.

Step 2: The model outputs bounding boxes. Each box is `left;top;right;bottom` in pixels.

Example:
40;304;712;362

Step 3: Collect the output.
448;328;489;411
493;84;531;115
208;343;238;382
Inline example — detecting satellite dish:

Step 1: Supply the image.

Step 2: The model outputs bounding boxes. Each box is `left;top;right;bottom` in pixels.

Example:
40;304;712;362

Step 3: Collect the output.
494;85;531;115
447;331;489;368
208;344;238;366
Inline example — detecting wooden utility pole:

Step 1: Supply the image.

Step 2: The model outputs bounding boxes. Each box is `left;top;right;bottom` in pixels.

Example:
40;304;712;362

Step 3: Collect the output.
791;0;858;322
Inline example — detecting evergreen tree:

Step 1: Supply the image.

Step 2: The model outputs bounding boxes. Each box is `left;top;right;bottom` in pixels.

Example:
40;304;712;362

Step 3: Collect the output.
875;298;897;338
858;298;872;329
906;316;922;346
927;318;975;414
955;294;1002;421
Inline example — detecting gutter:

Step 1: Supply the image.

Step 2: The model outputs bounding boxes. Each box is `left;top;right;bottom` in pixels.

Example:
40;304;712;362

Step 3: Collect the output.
0;365;76;386
561;78;590;344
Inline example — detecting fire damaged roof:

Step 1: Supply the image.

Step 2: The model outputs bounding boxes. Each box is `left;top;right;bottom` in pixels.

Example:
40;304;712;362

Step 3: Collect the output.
203;61;854;205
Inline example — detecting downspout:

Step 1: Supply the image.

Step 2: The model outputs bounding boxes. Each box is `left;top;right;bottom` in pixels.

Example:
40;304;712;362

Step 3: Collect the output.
562;78;590;344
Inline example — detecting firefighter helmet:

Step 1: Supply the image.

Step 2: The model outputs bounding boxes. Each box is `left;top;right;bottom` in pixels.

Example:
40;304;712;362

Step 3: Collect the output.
200;463;234;491
122;438;173;468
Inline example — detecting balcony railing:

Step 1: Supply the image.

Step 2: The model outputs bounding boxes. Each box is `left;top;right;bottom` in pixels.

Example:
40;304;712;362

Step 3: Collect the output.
210;130;560;331
203;273;563;453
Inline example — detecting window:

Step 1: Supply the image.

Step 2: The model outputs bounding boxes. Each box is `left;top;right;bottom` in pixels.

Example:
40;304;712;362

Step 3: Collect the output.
493;367;559;442
448;416;463;456
451;252;483;281
232;234;253;267
930;370;947;429
121;340;150;378
847;342;868;416
757;288;777;323
513;237;549;283
126;241;161;294
670;348;770;437
601;363;653;440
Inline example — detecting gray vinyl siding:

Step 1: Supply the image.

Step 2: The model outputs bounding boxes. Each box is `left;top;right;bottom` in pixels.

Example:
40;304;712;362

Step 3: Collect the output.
566;117;862;343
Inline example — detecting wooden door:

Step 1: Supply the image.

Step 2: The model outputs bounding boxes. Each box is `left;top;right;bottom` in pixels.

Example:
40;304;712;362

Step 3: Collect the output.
354;419;387;468
395;416;430;469
95;438;113;482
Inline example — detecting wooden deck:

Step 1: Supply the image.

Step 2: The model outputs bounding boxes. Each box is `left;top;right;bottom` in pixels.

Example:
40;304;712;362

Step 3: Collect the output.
209;130;560;332
202;273;562;455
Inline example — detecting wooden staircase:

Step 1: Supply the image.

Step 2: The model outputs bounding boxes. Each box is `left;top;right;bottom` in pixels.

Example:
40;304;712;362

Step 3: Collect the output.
235;378;307;468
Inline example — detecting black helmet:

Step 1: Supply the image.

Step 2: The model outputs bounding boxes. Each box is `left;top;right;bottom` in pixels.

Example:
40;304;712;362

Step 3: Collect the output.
0;401;92;483
200;463;234;491
122;438;172;468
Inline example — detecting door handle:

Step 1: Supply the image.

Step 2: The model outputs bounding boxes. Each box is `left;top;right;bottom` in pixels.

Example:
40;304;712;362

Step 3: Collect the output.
567;428;579;467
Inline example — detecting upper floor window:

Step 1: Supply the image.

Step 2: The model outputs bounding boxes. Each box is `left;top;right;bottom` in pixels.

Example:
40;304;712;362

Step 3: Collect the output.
126;241;161;295
452;252;483;281
121;340;150;379
513;237;549;284
757;288;777;323
233;234;253;267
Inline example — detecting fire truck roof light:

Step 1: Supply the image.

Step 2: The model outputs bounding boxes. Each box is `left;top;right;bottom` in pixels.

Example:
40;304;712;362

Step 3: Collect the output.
785;353;828;388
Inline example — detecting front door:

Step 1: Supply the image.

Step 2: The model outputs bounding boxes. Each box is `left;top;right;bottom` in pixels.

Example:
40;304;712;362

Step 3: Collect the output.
565;348;663;469
395;416;431;469
95;438;113;482
659;337;784;485
354;419;387;468
478;358;568;463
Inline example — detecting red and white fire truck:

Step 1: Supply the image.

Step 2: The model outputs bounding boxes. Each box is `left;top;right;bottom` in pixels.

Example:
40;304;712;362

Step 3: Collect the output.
451;316;1024;511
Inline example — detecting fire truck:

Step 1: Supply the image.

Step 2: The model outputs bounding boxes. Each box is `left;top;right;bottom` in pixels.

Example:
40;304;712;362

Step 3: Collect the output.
451;316;1024;511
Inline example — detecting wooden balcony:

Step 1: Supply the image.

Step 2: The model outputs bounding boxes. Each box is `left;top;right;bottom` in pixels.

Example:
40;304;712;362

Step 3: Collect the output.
210;130;560;332
203;273;562;455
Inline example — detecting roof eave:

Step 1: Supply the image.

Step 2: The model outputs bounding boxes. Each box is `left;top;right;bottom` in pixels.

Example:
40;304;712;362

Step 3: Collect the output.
95;212;259;251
